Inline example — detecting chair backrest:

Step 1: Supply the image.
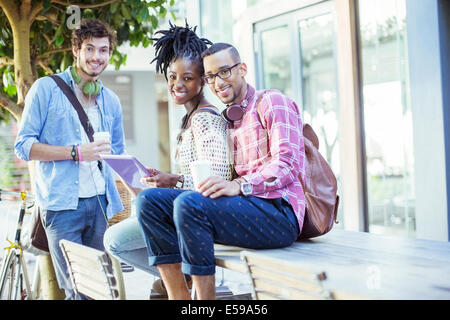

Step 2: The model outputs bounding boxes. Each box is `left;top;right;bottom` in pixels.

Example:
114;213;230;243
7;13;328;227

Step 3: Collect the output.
59;239;126;300
241;250;334;300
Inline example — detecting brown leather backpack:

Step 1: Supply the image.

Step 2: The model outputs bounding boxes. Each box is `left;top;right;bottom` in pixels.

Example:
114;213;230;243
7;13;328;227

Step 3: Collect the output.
255;91;339;239
297;123;339;239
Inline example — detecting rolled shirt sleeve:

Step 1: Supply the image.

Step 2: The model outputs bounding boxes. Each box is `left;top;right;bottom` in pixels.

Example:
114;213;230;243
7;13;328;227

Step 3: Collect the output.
15;78;50;161
240;93;304;195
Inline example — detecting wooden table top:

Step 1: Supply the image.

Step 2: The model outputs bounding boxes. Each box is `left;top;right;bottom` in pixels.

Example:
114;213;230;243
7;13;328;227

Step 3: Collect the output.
214;229;450;299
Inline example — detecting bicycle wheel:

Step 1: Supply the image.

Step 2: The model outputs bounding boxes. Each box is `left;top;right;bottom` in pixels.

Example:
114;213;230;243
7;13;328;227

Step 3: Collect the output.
0;253;26;300
0;252;16;300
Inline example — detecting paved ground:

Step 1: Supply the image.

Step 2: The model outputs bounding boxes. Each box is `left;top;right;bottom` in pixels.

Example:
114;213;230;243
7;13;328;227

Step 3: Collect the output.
0;201;252;300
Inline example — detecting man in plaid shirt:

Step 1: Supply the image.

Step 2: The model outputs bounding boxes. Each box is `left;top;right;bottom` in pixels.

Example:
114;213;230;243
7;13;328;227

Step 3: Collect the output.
136;42;306;299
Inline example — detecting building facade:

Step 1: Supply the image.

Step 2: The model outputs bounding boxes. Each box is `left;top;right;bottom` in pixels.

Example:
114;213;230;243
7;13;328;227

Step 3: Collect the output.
179;0;450;241
2;0;448;242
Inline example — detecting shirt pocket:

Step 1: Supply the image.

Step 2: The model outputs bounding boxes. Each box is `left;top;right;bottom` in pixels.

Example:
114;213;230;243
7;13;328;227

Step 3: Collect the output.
103;113;114;132
42;95;73;144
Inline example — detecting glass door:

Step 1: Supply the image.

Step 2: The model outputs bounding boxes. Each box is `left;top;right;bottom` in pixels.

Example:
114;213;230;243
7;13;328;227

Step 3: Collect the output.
358;0;415;237
254;2;343;223
254;16;295;101
296;11;339;176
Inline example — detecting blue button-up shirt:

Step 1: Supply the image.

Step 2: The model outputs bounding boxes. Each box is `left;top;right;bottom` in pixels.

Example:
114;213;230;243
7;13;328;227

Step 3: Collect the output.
15;67;125;218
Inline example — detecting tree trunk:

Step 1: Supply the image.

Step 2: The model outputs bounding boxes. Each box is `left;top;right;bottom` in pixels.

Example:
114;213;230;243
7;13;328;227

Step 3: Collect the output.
37;255;66;300
11;19;35;110
10;13;64;300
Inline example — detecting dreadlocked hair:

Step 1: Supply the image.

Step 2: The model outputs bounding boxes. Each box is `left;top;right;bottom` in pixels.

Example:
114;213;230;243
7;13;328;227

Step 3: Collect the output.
151;21;212;80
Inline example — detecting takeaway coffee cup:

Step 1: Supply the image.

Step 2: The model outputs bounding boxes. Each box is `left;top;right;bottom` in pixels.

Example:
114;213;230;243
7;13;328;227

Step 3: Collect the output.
93;131;110;143
190;160;213;190
93;131;111;154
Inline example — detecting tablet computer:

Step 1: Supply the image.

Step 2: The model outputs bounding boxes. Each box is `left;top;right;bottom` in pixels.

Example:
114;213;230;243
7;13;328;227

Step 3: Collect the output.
100;154;150;189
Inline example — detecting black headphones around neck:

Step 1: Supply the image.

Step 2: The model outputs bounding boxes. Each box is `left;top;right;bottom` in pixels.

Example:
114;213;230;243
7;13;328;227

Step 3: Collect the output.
221;85;255;123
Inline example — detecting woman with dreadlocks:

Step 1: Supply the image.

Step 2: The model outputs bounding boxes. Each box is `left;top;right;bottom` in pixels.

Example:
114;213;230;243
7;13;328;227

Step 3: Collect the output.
143;21;232;189
103;22;232;299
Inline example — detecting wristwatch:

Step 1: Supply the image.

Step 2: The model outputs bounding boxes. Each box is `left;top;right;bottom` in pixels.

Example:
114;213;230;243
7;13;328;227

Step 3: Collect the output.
71;145;77;161
235;178;252;196
175;174;184;189
240;182;253;196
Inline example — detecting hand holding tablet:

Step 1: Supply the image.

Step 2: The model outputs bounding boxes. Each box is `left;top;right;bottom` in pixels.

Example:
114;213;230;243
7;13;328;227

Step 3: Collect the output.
100;154;151;189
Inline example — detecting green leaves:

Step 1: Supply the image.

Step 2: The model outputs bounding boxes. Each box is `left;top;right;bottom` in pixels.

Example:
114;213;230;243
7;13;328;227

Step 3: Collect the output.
59;52;71;73
2;69;16;97
120;3;132;20
110;1;120;14
55;32;64;47
138;7;150;23
150;15;159;29
110;49;128;70
0;0;178;122
42;0;52;13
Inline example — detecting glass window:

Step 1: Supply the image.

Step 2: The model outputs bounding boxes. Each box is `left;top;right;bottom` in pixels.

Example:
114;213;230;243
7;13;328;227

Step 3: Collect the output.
101;74;134;141
359;0;415;237
199;0;234;43
260;25;293;98
298;13;339;175
298;12;342;224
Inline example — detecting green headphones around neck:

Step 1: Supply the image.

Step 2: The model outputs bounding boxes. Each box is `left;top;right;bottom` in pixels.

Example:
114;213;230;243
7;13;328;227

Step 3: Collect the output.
70;66;101;97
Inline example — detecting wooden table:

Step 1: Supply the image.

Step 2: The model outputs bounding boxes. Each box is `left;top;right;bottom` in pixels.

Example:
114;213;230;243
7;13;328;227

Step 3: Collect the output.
214;229;450;299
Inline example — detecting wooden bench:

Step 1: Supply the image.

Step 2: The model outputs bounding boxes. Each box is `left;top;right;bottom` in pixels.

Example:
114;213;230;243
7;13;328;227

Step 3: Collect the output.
60;239;126;300
214;229;450;300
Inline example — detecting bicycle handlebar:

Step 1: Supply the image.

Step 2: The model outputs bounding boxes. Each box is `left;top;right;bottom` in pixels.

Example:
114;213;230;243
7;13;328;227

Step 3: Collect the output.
0;189;34;201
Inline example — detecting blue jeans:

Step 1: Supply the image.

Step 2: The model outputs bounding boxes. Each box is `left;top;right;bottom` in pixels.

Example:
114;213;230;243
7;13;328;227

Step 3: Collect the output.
103;216;192;284
43;195;108;300
136;188;299;276
103;216;159;277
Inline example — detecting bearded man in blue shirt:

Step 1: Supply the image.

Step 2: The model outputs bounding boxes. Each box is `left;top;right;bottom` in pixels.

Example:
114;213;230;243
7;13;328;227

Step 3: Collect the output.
15;19;126;299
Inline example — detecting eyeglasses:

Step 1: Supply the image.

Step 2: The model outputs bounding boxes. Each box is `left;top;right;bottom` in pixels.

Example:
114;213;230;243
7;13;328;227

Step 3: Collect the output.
204;63;241;84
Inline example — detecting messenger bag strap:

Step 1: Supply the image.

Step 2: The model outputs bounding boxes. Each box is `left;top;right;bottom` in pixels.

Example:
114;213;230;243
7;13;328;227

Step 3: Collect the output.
49;75;102;170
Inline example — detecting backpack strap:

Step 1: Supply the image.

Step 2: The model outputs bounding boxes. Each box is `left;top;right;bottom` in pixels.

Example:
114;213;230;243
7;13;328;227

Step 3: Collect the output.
303;123;320;149
254;90;269;128
255;90;320;150
193;106;220;116
186;106;220;128
253;89;309;191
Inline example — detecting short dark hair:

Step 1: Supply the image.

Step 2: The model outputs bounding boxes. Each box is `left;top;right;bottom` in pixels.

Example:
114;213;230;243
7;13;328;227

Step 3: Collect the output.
71;19;117;52
201;42;241;63
151;21;212;80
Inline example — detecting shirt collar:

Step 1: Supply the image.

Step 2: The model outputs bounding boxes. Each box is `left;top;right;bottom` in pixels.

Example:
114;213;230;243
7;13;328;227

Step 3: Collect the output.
63;66;104;92
240;84;256;108
226;84;256;110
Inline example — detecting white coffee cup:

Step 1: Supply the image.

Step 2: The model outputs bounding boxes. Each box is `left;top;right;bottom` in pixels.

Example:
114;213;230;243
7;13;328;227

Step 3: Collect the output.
93;131;111;143
190;160;213;190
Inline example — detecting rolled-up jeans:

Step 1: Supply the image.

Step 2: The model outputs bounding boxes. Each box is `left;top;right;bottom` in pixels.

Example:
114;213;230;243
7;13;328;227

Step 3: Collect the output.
103;216;192;284
43;195;108;300
103;216;159;276
136;188;299;276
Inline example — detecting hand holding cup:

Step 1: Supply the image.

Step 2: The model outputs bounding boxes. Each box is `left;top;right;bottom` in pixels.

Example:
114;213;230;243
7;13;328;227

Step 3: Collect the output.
190;160;213;191
79;131;111;161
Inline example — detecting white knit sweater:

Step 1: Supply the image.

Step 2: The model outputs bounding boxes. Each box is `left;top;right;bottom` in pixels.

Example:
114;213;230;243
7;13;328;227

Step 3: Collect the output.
175;110;233;190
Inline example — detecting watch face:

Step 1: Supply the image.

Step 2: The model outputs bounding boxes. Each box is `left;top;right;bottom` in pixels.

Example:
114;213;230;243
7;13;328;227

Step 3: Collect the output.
241;182;252;196
176;175;184;189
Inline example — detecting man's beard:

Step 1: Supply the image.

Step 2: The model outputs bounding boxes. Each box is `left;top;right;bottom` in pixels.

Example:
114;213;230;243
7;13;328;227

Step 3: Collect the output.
221;86;242;105
79;60;106;78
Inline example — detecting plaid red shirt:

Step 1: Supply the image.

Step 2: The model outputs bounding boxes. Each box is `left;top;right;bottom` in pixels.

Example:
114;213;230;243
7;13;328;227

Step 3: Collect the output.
229;85;306;234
